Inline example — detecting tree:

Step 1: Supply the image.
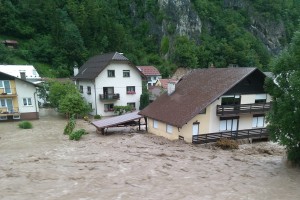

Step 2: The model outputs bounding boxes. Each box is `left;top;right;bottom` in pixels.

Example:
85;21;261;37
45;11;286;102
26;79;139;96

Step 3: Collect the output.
139;82;150;110
266;30;300;164
59;92;91;118
48;81;78;108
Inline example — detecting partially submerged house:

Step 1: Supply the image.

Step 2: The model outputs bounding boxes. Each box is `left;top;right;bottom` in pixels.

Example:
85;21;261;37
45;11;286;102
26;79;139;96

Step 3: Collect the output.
138;66;162;86
139;67;271;143
0;71;39;121
73;52;144;116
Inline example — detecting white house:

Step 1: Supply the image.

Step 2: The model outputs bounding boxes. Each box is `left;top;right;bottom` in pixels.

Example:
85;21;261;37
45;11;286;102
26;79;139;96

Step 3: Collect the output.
73;52;144;117
138;66;162;86
0;65;41;83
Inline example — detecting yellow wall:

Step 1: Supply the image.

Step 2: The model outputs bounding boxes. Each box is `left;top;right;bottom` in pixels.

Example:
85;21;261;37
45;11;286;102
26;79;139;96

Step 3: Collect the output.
147;118;179;141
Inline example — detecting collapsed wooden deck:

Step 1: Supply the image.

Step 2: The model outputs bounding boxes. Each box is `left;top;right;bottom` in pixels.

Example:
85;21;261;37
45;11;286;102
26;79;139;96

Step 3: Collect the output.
92;111;147;134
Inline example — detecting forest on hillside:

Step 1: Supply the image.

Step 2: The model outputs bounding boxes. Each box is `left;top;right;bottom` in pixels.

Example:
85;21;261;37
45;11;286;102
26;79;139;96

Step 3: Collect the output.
0;0;299;77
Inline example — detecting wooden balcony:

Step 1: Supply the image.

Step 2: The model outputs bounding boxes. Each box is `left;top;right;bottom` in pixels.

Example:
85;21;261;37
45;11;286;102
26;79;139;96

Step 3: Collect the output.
192;128;268;144
99;93;120;101
216;103;271;116
0;88;17;97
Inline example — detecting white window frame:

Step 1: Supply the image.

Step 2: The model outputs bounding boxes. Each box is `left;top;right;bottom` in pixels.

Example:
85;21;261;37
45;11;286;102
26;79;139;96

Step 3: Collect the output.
166;124;173;134
220;118;238;131
107;70;115;77
123;70;130;77
153;120;158;129
23;98;33;106
252;115;265;128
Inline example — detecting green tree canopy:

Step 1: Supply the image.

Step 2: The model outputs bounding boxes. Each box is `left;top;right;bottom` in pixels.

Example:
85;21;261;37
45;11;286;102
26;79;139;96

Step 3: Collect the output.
266;30;300;164
48;81;78;108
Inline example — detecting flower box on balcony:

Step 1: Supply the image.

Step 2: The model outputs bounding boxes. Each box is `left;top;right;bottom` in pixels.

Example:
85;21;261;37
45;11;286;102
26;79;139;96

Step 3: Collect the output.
1;93;7;95
127;91;136;94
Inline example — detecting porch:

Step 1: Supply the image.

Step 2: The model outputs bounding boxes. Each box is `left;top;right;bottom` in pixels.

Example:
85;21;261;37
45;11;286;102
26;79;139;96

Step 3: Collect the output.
192;128;268;144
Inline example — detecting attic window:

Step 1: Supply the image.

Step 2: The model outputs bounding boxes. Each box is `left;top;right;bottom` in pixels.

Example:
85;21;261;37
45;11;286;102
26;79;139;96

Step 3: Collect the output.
108;70;115;77
123;70;130;77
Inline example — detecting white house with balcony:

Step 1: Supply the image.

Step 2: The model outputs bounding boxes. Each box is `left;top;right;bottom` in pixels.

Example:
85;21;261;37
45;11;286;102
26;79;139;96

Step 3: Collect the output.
73;52;144;117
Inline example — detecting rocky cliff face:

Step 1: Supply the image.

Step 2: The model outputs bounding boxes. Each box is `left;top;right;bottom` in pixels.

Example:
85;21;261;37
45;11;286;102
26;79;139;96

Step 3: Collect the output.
223;0;285;54
158;0;202;42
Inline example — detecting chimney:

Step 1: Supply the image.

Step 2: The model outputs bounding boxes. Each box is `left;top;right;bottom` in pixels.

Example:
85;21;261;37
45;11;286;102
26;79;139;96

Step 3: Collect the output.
73;67;79;76
20;71;26;80
167;81;176;95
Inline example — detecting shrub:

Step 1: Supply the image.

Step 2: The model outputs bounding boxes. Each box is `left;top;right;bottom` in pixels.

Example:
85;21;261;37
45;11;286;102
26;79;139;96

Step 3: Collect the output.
64;115;76;135
215;138;239;150
18;121;33;129
69;129;87;141
94;114;101;119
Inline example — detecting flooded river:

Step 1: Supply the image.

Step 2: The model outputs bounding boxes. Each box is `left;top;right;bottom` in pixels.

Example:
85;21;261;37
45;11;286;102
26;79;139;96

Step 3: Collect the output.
0;111;300;200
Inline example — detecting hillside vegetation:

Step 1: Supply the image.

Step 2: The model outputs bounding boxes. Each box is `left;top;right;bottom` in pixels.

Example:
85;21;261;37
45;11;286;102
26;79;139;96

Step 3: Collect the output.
0;0;299;77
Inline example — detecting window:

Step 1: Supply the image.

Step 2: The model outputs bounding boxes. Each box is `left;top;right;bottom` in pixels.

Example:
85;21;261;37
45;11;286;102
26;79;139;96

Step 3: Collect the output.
166;124;173;134
219;117;238;131
127;102;136;110
23;98;32;106
0;116;7;120
0;80;11;94
153;120;158;129
89;103;93;110
104;104;114;112
252;115;265;128
79;85;83;93
87;86;91;95
221;95;240;105
108;70;115;77
193;122;199;136
147;77;152;81
199;108;206;114
255;94;267;103
126;86;135;94
123;70;130;77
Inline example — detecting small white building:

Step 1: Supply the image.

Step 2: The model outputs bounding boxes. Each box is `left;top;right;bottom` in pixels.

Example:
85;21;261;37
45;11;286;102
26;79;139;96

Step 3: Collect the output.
0;65;41;83
73;52;144;117
138;66;162;86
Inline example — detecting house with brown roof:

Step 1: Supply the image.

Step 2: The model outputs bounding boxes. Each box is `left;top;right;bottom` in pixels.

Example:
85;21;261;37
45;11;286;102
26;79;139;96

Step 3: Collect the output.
138;66;162;86
139;67;271;143
73;52;144;117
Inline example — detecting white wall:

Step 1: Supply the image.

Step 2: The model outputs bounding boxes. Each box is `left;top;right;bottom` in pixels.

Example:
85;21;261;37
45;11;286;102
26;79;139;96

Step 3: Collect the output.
15;79;39;113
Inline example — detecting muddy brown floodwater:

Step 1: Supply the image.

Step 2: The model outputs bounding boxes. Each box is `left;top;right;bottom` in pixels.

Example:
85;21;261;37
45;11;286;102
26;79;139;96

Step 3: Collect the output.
1;109;300;200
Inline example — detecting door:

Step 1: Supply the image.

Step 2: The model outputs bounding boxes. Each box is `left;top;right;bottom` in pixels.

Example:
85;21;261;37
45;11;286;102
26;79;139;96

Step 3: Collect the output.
192;123;199;136
6;99;13;113
4;80;11;94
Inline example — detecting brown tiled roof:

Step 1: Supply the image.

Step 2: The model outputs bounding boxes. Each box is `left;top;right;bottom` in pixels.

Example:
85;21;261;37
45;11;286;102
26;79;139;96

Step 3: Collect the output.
158;78;177;89
138;66;161;76
139;67;264;128
74;52;130;80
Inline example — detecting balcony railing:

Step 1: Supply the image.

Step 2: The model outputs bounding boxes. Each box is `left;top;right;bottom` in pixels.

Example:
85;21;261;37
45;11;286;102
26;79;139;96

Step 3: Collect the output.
216;103;271;116
0;107;20;115
99;93;120;101
192;128;268;144
0;87;17;96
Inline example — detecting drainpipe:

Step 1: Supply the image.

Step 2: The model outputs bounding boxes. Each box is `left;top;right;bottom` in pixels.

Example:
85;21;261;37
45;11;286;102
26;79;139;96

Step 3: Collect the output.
93;81;97;115
34;88;39;119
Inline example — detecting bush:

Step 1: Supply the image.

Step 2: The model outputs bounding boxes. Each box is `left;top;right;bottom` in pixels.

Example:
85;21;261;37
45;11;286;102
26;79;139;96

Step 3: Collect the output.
69;129;87;141
215;138;239;150
94;114;101;119
18;121;33;129
64;115;76;135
